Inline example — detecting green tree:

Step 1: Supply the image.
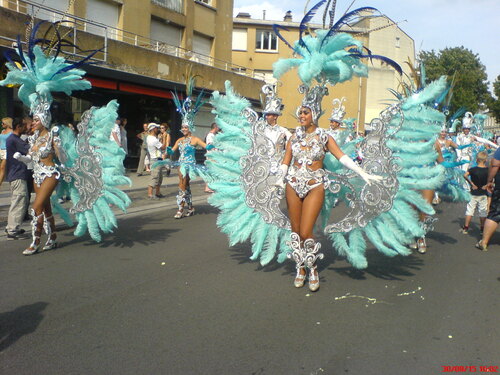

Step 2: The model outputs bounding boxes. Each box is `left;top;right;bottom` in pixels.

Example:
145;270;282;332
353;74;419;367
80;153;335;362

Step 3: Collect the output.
489;75;500;121
418;47;492;115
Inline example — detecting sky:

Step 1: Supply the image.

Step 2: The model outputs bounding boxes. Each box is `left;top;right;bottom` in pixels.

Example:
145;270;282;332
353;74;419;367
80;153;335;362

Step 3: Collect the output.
234;0;500;93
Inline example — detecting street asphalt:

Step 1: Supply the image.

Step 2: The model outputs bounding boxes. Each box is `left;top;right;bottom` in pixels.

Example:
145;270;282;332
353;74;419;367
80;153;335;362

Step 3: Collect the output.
0;191;499;374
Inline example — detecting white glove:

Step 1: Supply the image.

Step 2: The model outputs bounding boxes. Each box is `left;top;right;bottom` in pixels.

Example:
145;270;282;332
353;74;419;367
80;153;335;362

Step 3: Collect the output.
339;155;383;185
13;152;32;165
274;164;289;189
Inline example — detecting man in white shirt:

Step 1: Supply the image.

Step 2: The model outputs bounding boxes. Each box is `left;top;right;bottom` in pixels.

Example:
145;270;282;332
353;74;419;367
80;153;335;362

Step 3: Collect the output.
146;123;166;199
109;118;121;147
204;123;219;193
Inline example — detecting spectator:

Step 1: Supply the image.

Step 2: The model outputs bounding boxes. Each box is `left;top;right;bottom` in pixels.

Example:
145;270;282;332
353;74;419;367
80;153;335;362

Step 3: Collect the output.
159;122;171;176
0;117;13;187
109;118;121;147
476;147;500;251
461;152;488;234
146;123;166;199
204;122;219;193
22;116;34;221
5;118;29;239
136;123;149;176
120;117;128;155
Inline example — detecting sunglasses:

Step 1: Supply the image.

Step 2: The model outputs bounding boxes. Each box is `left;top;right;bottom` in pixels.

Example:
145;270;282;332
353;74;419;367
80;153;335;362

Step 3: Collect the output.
298;110;310;115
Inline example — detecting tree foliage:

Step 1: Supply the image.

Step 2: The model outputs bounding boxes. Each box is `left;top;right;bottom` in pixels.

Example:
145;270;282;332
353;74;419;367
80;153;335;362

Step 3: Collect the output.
490;75;500;121
418;47;492;115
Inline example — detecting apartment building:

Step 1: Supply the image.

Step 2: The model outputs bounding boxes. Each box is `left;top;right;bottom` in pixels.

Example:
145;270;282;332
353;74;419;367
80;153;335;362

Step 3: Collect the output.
0;0;263;159
232;11;415;130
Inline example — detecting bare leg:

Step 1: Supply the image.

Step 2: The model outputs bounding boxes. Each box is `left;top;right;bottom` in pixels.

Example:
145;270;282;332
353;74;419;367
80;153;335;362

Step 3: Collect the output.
464;215;472;228
0;159;6;186
481;219;498;247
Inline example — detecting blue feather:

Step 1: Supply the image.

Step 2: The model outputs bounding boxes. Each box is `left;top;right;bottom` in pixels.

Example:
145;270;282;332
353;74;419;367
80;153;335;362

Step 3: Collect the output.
272;24;295;52
321;7;378;48
349;52;402;75
299;0;328;52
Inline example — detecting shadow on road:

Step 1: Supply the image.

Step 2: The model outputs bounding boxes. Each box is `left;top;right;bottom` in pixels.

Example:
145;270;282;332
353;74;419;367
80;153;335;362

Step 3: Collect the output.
60;214;179;249
330;251;424;281
0;302;48;352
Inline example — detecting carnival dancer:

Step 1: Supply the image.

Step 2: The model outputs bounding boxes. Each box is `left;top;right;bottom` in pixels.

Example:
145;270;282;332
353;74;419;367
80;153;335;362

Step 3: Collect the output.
261;84;292;157
327;97;346;144
0;21;131;253
456;112;476;171
276;86;382;291
157;75;214;219
207;2;449;291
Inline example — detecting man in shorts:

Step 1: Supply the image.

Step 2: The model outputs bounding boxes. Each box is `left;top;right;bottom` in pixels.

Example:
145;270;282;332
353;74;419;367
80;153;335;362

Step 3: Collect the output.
476;147;500;251
460;152;488;234
146;123;166;199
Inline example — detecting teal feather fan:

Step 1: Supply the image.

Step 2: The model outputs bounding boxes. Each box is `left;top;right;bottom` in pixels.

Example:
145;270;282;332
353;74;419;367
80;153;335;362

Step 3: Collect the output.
207;81;291;265
325;77;448;269
54;101;131;242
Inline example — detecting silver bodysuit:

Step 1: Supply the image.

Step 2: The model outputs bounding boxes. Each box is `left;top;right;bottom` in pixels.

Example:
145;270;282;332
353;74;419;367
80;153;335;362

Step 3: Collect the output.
286;127;330;198
29;129;61;186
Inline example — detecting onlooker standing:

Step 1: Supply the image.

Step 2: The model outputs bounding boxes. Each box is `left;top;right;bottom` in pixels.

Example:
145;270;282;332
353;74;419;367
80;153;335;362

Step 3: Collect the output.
159;123;171;176
146;123;166;199
5;118;29;239
22;116;34;220
0;117;13;187
476;147;500;251
120;117;128;155
110;118;121;147
136;123;149;176
461;152;488;234
204;123;219;193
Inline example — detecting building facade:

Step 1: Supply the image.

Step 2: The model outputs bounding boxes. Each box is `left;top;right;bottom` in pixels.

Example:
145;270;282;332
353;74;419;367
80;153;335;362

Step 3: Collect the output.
0;0;264;163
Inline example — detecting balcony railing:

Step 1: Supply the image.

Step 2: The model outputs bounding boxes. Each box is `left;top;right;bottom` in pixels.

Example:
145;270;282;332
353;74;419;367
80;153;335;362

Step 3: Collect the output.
0;0;263;81
151;0;184;14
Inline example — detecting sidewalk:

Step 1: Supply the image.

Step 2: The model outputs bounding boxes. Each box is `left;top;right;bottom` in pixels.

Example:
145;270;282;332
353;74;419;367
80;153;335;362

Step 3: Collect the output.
0;168;209;240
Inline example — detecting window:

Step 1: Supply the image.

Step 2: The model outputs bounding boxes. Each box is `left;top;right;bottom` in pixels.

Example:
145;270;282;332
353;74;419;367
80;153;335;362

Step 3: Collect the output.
86;0;120;39
192;33;213;65
255;30;277;51
395;37;400;48
152;0;184;13
232;28;247;51
196;0;212;5
150;18;183;47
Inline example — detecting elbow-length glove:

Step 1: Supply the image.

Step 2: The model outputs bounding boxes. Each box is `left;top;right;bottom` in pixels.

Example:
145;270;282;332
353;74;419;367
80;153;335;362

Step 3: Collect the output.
274;164;289;189
339;155;382;185
13;152;32;165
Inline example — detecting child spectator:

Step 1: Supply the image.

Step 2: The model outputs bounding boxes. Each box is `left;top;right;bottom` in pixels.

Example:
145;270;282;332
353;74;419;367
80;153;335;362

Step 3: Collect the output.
461;151;489;234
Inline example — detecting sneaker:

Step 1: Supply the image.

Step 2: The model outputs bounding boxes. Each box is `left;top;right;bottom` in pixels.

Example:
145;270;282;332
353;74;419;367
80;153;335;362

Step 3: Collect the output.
459;227;469;234
475;240;488;251
6;232;20;240
155;193;165;198
148;195;159;200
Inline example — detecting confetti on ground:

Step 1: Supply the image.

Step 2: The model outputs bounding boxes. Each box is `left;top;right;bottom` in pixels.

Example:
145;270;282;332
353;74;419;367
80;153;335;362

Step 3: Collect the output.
334;293;390;307
448;335;453;339
305;294;311;297
316;322;320;325
161;262;166;266
397;286;422;296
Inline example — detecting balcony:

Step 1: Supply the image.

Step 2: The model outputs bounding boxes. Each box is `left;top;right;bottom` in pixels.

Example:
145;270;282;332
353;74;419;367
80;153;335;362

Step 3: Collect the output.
151;0;184;14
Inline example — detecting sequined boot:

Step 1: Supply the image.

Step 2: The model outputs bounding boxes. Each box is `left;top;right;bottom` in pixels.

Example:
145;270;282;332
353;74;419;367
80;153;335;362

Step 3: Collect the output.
304;238;324;292
23;209;43;256
286;232;306;288
43;214;57;250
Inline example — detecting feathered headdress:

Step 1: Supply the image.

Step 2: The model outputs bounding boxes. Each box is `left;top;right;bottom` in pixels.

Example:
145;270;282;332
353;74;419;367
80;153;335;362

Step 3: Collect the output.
172;70;206;133
329;97;346;123
272;1;402;123
0;21;99;122
261;84;283;116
